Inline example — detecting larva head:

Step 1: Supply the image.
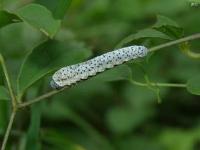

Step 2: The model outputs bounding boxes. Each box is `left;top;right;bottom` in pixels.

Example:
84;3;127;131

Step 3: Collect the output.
50;79;62;89
51;68;66;89
51;66;80;89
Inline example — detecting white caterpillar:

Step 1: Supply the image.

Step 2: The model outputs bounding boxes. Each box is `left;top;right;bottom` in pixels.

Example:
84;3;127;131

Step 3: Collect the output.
50;45;148;89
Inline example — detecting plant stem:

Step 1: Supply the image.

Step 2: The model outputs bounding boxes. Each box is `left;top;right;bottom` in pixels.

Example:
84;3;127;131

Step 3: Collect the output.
18;88;66;108
0;54;18;150
19;80;186;108
130;80;186;88
149;33;200;52
0;54;18;108
1;110;16;150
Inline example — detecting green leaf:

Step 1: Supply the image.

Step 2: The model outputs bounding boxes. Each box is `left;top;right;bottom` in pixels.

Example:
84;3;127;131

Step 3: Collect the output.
133;28;172;40
41;129;86;150
117;136;161;150
16;4;61;38
0;10;20;28
0;67;3;85
106;107;135;134
116;28;172;48
53;0;72;19
91;65;132;82
0;86;9;100
43;101;114;150
153;15;179;28
159;128;197;150
186;76;200;95
0;100;9;130
0;65;4;85
153;15;184;38
25;104;42;150
17;40;91;98
35;0;72;19
106;106;151;134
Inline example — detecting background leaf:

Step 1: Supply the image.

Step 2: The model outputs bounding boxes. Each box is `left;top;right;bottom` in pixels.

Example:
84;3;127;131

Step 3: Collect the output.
186;76;200;95
41;129;86;150
153;15;184;38
91;65;131;82
35;0;72;19
153;15;180;29
106;107;137;134
116;28;172;48
0;86;9;100
16;4;61;38
0;87;9;132
42;100;114;150
25;103;42;150
0;10;20;28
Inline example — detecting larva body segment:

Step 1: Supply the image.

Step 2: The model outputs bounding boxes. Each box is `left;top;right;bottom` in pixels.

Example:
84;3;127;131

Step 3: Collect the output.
50;45;148;89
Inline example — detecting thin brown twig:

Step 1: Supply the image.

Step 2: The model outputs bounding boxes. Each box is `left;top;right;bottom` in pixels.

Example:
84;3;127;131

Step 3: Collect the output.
18;88;66;108
130;80;186;88
149;33;200;52
0;54;18;150
1;110;16;150
0;54;18;107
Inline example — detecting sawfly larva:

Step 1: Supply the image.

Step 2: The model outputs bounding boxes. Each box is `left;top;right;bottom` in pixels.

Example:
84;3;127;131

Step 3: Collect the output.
50;45;148;89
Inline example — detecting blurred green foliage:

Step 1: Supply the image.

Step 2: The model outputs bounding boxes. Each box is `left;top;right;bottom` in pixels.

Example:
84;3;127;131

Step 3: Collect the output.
0;0;200;150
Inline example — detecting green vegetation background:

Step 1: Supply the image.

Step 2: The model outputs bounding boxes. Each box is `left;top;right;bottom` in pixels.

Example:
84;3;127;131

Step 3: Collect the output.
0;0;200;149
